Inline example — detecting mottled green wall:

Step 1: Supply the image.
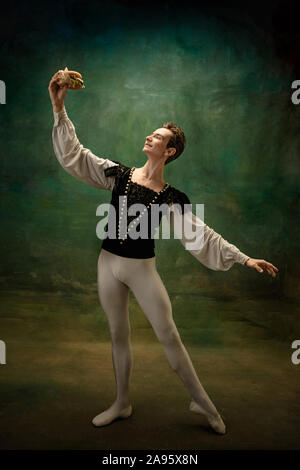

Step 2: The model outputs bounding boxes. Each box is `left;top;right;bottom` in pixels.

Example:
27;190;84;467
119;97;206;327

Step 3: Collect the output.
2;4;300;451
1;1;299;303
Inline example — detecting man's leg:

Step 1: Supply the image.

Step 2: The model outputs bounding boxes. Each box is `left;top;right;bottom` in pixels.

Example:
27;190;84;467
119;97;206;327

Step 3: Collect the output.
126;258;226;434
92;249;133;427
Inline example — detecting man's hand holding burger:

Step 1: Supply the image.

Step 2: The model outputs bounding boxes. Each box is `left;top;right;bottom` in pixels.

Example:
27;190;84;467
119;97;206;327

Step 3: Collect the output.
49;70;68;112
48;67;84;112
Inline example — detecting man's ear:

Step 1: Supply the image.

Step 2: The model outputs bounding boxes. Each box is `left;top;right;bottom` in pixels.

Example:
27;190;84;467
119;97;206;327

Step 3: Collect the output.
166;147;176;157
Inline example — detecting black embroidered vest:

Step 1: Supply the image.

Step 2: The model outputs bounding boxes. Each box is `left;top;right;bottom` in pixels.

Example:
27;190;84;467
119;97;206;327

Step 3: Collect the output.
101;161;191;259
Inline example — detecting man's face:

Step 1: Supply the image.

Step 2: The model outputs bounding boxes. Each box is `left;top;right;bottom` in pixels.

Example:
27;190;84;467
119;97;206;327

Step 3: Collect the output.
143;127;176;161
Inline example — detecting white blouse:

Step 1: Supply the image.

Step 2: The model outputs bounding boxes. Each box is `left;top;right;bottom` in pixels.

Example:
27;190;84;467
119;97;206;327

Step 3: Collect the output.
52;106;250;271
167;207;250;271
52;106;116;191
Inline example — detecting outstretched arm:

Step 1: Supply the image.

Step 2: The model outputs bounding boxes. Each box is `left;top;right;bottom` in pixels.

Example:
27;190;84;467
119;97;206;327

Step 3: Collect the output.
169;204;278;277
49;70;117;191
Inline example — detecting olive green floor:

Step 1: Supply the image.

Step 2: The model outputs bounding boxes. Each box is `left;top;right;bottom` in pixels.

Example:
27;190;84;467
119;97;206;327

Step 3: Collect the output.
0;290;299;450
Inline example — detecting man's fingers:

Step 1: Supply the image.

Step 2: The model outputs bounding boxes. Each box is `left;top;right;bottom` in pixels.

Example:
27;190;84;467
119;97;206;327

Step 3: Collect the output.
49;76;59;87
49;73;64;90
49;71;63;85
260;264;276;278
48;80;58;91
266;262;278;277
253;260;278;277
50;72;59;82
266;267;274;277
264;261;279;272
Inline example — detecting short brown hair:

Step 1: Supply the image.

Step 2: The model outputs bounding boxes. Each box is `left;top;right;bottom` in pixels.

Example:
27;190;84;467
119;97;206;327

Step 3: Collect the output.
162;121;186;165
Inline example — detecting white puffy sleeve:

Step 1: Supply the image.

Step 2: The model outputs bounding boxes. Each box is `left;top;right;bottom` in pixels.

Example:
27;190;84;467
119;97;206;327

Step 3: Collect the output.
52;106;117;191
168;201;250;271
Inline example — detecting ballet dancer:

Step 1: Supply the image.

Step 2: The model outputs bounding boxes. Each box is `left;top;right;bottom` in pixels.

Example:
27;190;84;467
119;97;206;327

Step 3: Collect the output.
48;71;279;435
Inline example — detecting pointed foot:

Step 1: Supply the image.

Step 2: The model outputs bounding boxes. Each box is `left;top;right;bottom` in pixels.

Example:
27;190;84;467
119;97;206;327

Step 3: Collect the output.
189;400;226;435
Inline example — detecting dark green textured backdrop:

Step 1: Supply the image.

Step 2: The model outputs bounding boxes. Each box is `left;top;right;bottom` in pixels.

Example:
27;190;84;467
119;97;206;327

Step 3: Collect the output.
1;1;299;299
0;0;300;450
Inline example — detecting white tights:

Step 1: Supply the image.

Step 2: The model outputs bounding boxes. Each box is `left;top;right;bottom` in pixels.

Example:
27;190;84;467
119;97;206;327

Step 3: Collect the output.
93;248;225;433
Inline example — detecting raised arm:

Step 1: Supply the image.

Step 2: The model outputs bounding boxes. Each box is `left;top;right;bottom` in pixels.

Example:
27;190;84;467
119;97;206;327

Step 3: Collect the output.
49;70;117;191
168;203;250;271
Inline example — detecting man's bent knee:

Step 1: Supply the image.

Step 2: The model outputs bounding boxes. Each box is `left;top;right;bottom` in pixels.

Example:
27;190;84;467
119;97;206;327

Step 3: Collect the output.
157;327;181;347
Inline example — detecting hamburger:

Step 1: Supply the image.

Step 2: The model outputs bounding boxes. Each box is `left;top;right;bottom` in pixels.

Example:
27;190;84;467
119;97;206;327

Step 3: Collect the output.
56;66;85;90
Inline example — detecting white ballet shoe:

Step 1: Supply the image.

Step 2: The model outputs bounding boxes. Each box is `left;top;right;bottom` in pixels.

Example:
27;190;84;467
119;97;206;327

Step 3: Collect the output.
92;404;133;427
189;400;226;435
